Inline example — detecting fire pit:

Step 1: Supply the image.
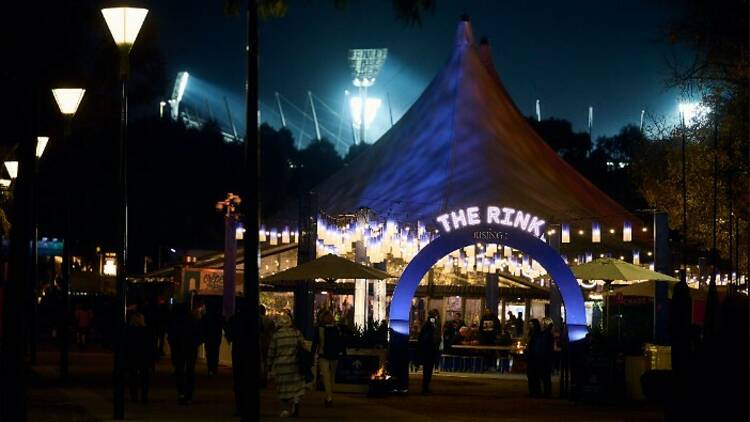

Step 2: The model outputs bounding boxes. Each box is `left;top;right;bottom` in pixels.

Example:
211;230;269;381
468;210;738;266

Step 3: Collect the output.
367;367;391;397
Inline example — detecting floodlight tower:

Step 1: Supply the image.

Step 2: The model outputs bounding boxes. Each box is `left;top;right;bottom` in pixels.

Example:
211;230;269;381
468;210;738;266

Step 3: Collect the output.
348;48;387;144
168;71;190;121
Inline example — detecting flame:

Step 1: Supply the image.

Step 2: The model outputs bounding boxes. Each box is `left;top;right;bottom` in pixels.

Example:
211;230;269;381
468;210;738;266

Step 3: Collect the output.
371;366;388;380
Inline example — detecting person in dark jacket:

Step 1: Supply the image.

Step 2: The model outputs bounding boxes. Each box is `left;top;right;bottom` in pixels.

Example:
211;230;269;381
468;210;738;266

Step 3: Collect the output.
479;308;500;345
526;318;553;397
202;303;224;376
539;319;555;397
125;311;156;403
168;304;203;405
311;309;345;407
525;319;542;396
417;309;441;394
225;304;246;416
154;299;170;360
442;321;457;353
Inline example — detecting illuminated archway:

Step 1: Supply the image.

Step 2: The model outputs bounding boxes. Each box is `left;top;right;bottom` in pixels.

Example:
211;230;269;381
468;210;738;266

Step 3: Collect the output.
388;223;588;390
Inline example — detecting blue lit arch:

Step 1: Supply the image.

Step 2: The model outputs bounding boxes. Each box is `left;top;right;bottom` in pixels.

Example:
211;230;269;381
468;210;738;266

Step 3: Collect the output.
388;223;588;390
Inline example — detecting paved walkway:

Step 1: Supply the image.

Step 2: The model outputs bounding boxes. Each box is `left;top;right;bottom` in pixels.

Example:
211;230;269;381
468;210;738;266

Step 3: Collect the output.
29;347;663;421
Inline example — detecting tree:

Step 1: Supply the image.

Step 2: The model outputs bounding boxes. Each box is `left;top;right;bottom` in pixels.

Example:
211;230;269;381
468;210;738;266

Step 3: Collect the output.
296;138;344;193
529;117;592;172
260;124;298;217
646;0;750;274
344;142;372;164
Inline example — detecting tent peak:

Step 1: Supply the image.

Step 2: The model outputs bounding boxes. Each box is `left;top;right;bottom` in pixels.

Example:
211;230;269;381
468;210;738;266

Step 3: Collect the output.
454;18;474;46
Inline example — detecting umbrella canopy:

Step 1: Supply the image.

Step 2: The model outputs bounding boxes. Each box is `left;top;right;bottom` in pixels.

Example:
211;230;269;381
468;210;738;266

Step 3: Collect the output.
571;258;679;282
261;254;395;283
604;280;706;299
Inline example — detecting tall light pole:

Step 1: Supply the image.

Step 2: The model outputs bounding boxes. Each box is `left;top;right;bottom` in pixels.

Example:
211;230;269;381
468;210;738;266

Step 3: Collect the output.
348;48;387;144
51;87;86;381
28;136;49;365
680;107;687;283
101;6;148;419
243;1;261;420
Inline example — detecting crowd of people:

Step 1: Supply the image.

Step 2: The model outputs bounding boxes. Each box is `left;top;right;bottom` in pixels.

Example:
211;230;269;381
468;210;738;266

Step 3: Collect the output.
39;291;559;416
413;308;557;397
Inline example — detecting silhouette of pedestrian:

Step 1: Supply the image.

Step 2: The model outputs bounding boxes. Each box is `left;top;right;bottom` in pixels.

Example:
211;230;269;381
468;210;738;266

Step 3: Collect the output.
539;319;555;397
125;311;156;403
417;309;441;394
225;304;247;417
526;318;544;397
168;304;203;405
311;309;345;407
202;303;224;376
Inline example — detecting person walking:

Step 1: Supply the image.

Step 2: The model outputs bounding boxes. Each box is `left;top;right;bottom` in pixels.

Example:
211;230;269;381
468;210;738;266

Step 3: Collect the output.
539;318;555;397
417;309;441;394
125;311;156;403
526;319;544;397
259;305;276;387
154;298;170;361
225;304;247;417
311;309;345;407
202;303;223;376
268;313;306;418
168;304;203;405
74;304;93;348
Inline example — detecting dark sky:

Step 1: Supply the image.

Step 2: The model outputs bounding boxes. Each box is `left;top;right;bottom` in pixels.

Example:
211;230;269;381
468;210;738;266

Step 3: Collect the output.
150;1;687;152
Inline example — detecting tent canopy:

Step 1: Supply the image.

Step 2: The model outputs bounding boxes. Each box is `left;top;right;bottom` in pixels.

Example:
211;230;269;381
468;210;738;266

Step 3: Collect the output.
605;280;706;300
315;19;634;227
571;258;678;282
261;253;395;282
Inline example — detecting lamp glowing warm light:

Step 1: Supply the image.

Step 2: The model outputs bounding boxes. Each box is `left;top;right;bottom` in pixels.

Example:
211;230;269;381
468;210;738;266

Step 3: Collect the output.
36;137;49;159
592;223;601;243
561;224;570;243
4;161;18;179
0;179;11;188
101;7;148;49
623;221;632;242
52;89;86;116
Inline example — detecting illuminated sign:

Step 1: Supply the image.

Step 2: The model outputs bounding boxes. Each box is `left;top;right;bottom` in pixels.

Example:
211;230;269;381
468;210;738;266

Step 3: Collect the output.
435;206;546;238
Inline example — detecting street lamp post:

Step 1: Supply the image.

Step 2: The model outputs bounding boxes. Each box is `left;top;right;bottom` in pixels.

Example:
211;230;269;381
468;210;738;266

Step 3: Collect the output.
51;88;86;381
29;136;49;365
244;1;261;420
101;6;148;419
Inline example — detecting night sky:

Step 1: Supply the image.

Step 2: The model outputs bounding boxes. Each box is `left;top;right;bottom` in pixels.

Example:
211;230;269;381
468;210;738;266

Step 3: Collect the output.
151;1;688;151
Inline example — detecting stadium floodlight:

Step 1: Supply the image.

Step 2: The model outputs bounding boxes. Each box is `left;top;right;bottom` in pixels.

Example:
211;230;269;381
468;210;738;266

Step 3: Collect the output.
4;161;18;180
678;101;711;127
36;136;49;159
348;48;387;144
349;97;382;130
169;71;190;121
101;7;148;50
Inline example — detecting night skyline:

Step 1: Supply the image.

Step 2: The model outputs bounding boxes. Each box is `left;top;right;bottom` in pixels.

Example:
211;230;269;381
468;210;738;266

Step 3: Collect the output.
153;0;689;147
